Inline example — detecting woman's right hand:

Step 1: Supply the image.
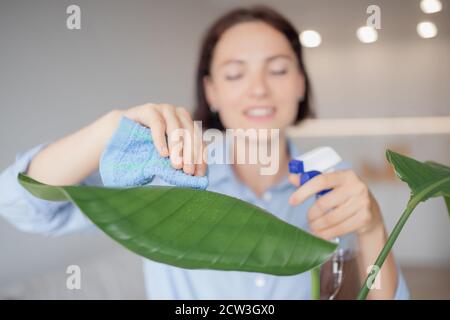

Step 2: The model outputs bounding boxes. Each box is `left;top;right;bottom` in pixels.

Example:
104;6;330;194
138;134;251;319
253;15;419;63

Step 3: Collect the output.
115;103;207;177
27;102;206;186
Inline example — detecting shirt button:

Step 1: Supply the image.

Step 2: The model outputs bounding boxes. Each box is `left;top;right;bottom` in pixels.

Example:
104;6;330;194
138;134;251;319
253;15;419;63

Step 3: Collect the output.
255;276;266;287
262;192;272;202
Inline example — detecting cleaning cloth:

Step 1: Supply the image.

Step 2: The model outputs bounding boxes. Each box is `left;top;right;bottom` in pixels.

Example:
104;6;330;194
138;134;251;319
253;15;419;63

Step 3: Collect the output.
99;116;208;189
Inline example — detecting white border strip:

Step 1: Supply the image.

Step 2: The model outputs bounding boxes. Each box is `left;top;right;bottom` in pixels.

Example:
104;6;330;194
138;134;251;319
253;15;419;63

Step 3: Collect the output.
287;117;450;137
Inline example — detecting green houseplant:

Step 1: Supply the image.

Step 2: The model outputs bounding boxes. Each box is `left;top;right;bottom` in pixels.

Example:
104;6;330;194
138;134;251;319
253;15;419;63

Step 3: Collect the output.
17;150;450;299
357;150;450;299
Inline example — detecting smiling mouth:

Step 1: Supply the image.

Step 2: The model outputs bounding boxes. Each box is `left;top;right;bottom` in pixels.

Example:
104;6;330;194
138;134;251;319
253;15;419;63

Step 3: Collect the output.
243;107;276;120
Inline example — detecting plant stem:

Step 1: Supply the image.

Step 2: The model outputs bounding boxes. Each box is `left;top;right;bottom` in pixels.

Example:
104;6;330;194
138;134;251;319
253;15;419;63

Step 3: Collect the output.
357;201;417;300
311;266;320;300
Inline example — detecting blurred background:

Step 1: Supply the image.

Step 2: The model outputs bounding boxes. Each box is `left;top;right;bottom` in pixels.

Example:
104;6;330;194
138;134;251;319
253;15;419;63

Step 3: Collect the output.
0;0;449;299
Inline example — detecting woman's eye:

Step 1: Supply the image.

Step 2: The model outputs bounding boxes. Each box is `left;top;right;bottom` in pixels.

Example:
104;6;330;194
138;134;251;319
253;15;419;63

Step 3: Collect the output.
224;73;242;81
270;69;287;75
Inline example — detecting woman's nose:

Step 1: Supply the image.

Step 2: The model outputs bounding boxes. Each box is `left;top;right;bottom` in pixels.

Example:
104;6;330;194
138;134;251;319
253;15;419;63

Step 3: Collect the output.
249;73;269;99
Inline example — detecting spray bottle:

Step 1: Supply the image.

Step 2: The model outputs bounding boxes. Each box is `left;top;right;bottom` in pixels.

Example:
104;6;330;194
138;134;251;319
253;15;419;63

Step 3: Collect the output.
289;147;358;299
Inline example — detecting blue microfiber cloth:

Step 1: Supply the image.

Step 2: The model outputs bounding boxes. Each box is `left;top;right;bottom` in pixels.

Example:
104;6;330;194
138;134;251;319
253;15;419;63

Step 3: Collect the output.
99;116;208;190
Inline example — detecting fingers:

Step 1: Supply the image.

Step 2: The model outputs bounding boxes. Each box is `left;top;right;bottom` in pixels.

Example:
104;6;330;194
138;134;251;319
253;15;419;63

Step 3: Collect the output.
296;170;378;239
161;105;183;169
312;210;365;240
307;187;352;221
288;171;346;205
308;196;358;234
287;167;378;240
128;103;207;176
193;121;207;176
144;107;169;157
160;105;206;176
288;173;300;187
174;107;195;175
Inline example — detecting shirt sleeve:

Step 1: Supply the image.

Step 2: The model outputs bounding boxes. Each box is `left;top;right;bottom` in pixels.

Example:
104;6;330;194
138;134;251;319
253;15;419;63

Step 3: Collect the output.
0;143;98;236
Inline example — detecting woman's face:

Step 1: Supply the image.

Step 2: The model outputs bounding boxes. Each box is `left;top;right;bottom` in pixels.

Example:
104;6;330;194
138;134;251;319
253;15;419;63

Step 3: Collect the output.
204;21;305;132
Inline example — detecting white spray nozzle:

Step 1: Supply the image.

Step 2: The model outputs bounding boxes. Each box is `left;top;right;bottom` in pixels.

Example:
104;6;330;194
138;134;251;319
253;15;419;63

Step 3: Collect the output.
290;147;342;173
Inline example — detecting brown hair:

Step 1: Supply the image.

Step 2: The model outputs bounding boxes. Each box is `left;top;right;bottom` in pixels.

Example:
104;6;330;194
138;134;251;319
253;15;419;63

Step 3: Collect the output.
193;5;313;130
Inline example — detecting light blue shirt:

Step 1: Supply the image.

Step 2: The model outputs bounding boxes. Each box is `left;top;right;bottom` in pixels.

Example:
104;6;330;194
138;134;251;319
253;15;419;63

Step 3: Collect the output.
0;142;410;299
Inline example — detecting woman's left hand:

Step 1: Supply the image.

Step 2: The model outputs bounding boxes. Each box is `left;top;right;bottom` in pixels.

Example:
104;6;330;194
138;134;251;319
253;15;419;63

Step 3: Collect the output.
288;170;383;240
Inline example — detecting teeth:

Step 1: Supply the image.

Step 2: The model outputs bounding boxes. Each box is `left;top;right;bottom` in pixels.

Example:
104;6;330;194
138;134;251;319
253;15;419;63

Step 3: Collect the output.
246;108;274;117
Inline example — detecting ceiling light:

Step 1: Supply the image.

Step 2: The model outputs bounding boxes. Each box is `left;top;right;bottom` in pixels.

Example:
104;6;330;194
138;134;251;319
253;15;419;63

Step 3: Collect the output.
420;0;442;14
417;21;438;38
356;26;378;43
299;30;322;48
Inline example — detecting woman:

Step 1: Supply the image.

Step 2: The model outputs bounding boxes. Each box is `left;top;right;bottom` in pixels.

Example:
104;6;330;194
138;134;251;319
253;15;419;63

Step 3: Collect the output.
0;6;408;299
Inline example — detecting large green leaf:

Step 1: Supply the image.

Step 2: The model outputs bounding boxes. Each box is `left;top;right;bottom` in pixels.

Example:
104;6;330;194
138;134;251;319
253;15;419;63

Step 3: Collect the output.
18;173;337;276
358;150;450;299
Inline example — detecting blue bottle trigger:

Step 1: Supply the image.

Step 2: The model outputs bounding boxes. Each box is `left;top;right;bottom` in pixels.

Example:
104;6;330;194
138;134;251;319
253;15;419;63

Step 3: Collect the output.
288;159;304;174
